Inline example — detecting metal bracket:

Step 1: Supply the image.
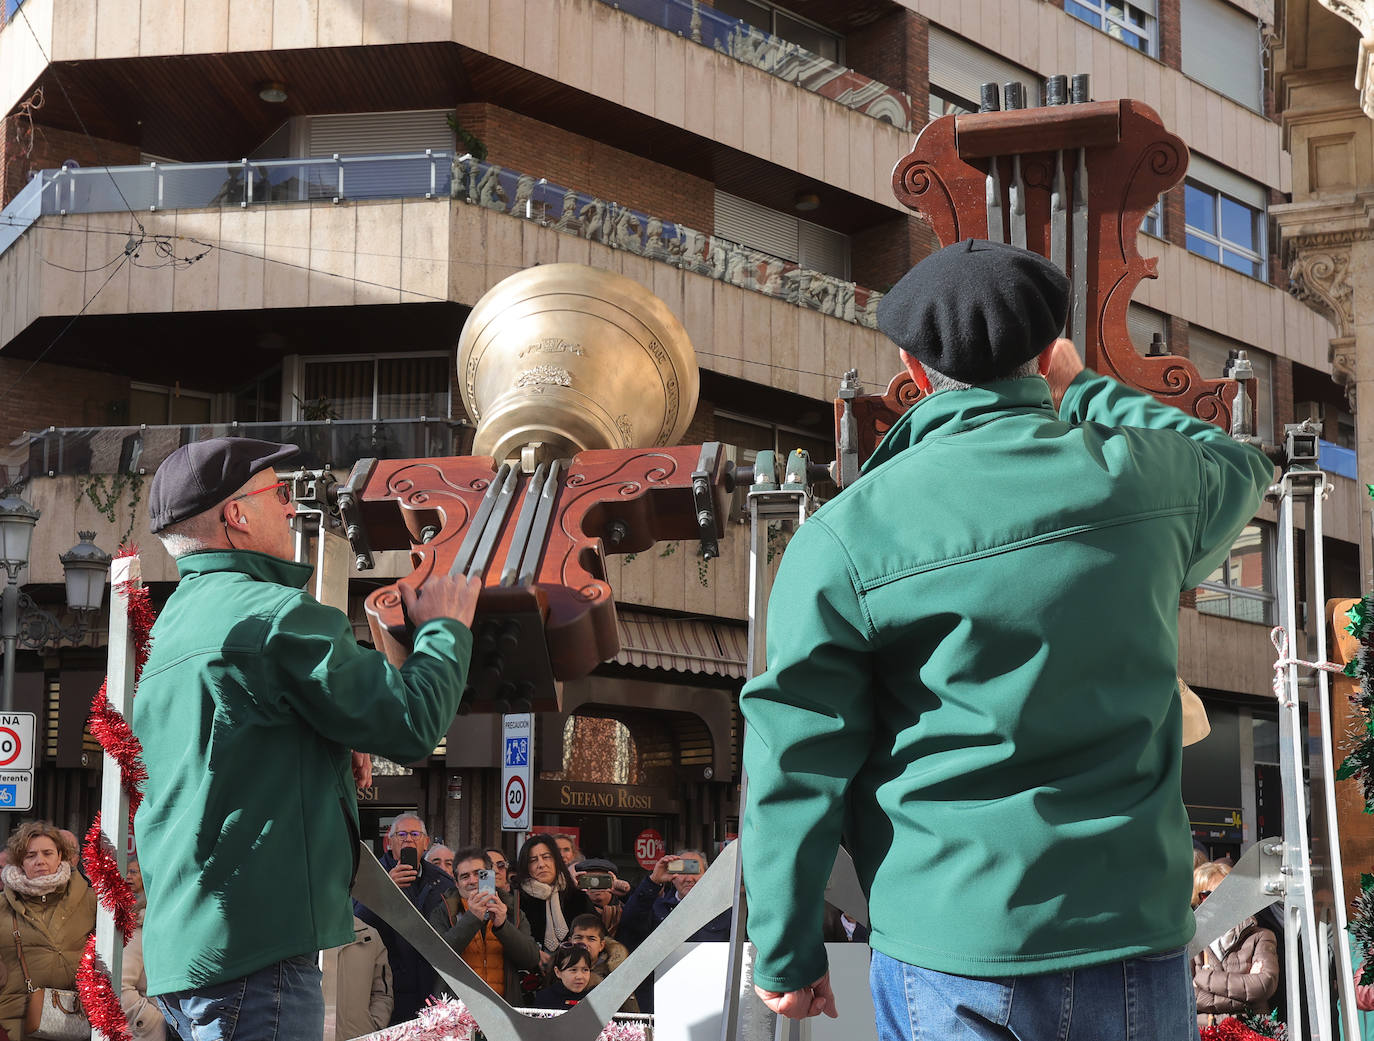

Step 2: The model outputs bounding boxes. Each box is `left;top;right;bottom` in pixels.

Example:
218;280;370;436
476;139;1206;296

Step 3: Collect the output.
336;457;377;572
694;442;728;561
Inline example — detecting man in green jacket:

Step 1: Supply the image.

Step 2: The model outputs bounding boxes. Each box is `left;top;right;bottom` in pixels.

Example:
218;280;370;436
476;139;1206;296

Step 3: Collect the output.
132;437;480;1040
740;240;1272;1039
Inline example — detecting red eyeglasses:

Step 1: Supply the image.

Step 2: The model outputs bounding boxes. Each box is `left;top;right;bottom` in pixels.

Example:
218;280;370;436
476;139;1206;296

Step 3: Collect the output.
230;481;290;505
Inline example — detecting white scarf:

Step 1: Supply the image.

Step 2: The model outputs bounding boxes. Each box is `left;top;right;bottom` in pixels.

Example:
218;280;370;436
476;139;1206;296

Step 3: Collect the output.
3;862;71;900
521;876;570;952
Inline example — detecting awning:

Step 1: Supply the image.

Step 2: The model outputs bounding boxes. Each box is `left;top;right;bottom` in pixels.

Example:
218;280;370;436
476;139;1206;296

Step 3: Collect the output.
613;609;748;679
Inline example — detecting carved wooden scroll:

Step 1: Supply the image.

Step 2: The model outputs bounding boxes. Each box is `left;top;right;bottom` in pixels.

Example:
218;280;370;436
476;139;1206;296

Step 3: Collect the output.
839;98;1257;472
354;446;731;712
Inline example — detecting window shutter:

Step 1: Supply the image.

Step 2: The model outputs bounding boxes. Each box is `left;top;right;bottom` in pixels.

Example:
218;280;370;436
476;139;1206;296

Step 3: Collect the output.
1180;0;1261;111
1187;154;1267;210
928;28;1041;110
303;110;454;201
305;110;454;157
714;190;800;263
1126;303;1168;356
798;219;850;280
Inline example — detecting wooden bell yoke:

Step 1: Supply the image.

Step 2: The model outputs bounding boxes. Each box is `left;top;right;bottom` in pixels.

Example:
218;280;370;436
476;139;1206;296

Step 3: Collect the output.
347;264;733;713
837;78;1258;469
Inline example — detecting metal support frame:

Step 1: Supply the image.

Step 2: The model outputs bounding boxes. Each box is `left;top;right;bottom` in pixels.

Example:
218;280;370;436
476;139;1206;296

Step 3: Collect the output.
720;450;816;1041
92;556;139;1041
1193;424;1358;1040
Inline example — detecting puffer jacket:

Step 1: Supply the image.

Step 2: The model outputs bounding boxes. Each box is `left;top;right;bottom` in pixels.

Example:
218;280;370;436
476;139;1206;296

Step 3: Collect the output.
0;873;96;1038
428;888;540;1004
1193;918;1279;1021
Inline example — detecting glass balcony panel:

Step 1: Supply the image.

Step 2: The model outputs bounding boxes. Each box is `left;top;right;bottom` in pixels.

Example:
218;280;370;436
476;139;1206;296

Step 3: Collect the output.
154;162;247;210
52;167;156;214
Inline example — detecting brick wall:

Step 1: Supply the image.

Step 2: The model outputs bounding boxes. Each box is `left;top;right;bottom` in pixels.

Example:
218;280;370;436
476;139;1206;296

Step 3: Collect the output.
0;119;141;209
850;214;941;292
1157;0;1181;71
453;103;714;232
0;358;132;451
845;9;928;117
1163;184;1186;248
1165;314;1190;359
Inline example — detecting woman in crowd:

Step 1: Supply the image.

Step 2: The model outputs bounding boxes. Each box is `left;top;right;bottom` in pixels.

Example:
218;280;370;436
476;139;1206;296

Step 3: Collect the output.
0;821;97;1038
1192;860;1280;1029
120;856;167;1040
515;835;593;965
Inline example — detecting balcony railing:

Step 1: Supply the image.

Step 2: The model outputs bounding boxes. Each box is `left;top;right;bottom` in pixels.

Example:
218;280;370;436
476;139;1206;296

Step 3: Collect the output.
602;0;913;131
0;152;885;328
20;418;469;480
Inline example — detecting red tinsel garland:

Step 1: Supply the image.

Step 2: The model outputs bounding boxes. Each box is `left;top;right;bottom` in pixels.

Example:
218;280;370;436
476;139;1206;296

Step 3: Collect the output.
1200;1018;1274;1041
77;547;155;1041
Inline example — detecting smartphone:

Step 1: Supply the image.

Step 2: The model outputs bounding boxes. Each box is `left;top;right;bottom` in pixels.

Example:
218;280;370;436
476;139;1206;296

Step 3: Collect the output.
399;847;420;872
666;857;701;874
477;868;496;896
576;871;614;891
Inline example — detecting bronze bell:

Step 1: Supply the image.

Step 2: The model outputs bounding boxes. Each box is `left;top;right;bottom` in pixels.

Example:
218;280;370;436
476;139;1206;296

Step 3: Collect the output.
457;263;700;466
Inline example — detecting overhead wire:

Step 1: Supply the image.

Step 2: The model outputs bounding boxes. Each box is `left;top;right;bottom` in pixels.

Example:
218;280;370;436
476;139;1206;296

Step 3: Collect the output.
0;253;133;408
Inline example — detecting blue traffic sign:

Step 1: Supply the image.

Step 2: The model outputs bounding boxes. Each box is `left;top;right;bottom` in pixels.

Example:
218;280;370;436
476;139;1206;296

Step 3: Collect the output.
504;736;528;767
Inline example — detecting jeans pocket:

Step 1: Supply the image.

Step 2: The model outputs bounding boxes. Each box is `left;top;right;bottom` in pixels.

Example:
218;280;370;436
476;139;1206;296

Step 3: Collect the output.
172;973;250;1041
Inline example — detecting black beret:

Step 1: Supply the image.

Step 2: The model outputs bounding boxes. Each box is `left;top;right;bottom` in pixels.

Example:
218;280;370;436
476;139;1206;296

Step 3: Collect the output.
148;437;298;533
877;239;1069;384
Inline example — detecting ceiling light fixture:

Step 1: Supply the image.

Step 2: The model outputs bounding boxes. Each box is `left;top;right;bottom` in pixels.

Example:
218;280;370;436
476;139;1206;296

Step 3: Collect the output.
258;81;288;103
794;192;820;212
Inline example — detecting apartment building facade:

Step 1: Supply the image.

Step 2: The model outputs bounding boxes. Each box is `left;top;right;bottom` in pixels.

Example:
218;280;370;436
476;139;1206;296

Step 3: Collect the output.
0;0;1354;869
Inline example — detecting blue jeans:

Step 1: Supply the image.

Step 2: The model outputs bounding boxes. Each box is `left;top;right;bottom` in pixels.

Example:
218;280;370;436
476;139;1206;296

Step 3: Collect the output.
155;954;323;1041
870;947;1201;1041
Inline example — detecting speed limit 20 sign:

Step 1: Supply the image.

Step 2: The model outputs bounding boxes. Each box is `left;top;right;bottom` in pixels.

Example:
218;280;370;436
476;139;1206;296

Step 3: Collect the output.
500;713;532;831
0;714;35;771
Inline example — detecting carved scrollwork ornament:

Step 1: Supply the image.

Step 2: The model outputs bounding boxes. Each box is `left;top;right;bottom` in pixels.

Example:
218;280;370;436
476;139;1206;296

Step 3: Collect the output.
1288;246;1355;338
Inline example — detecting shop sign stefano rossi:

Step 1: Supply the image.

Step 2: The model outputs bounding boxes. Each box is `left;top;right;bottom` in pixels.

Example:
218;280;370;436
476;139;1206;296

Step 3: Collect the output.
535;780;680;814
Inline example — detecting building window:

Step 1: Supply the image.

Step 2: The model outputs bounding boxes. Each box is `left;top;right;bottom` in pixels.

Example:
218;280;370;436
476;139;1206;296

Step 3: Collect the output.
129;382;216;426
714;411;833;485
929;87;977;121
1180;0;1262;111
296;353;450;420
714;190;851;280
713;0;843;62
1065;0;1157;55
1196;523;1275;624
1141;196;1162;238
927;28;1040;123
1185;182;1265;279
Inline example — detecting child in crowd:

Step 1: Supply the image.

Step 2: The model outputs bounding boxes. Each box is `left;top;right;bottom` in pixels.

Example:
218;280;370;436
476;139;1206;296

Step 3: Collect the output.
569;913;637;1012
533;942;594;1010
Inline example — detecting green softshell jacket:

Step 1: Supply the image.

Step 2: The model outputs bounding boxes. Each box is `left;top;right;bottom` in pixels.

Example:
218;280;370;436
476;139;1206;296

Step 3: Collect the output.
131;550;472;995
740;371;1272;992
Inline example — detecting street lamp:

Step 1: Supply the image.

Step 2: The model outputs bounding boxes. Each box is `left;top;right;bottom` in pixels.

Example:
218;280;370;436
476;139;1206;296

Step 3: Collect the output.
59;532;112;614
0;495;41;715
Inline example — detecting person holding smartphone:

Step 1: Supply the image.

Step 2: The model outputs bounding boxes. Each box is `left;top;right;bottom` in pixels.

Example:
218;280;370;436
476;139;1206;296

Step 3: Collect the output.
620;849;731;1013
353;815;453;1025
428;848;540;1004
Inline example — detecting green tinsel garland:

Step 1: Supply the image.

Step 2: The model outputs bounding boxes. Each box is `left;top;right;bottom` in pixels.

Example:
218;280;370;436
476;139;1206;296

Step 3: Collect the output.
1339;590;1374;985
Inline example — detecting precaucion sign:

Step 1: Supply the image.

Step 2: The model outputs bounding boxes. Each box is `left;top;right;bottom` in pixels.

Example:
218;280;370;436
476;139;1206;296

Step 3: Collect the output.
0;713;36;771
501;712;532;831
